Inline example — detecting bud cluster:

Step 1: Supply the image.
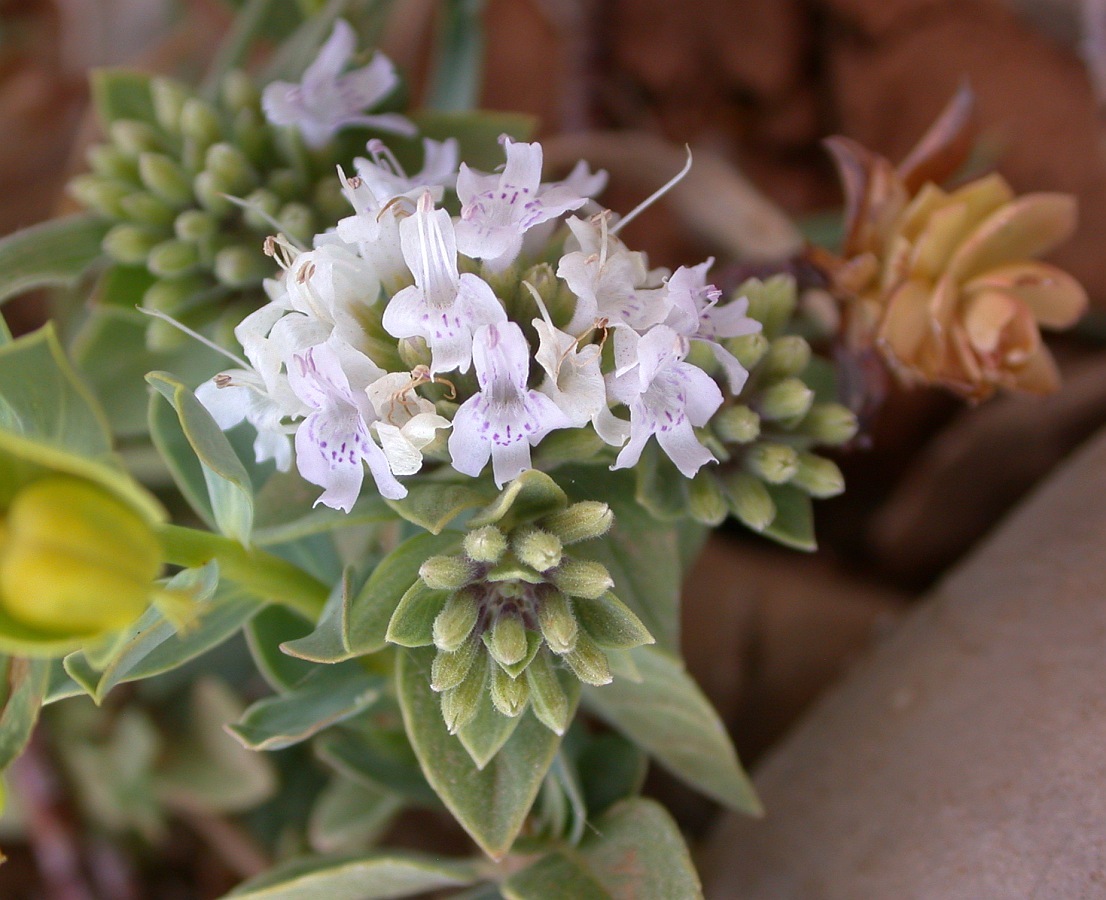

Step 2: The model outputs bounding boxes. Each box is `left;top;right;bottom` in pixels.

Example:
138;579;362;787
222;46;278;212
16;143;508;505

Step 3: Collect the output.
71;71;351;350
387;499;651;735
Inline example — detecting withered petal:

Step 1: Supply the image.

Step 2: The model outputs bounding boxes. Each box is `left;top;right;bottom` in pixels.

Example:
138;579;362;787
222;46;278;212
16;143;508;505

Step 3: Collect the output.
964;261;1087;329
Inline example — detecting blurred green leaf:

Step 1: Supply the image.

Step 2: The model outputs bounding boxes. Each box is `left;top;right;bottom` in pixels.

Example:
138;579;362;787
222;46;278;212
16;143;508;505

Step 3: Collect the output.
385;480;491;534
0;215;107;307
0;657;49;771
246;605;317;690
424;0;486;112
411;110;536;171
90;68;155;124
308;775;403;854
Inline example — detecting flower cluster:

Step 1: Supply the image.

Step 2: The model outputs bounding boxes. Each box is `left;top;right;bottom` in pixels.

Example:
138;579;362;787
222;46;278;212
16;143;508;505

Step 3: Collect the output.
195;24;764;515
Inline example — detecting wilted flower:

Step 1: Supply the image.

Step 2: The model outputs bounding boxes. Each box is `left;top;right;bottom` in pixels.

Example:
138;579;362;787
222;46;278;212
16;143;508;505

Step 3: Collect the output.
818;87;1087;400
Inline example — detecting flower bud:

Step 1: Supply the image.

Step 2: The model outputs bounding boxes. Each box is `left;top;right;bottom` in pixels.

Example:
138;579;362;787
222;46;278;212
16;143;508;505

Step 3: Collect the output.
485;612;528;668
800;403;859;446
313;177;349;223
745;441;799;484
713;404;760;444
205;143;259;195
541;502;613;545
180;97;223;148
151;77;192;134
69;175;130;219
537;589;578;654
102;224;161;265
147;239;201;279
763;335;812;379
791;452;845;498
722;471;777;532
489;663;530;718
174;209;218;243
430;634;481;692
563;630;612;686
277;202;316;246
431;589;479;652
193;171;235;217
118;191;176;228
87;145;138;182
110;120;162;156
687;473;728;526
142;274;210;315
525;651;569;734
222;70;260;113
513;528;563;573
214;246;270;287
743;276;797;338
441;662;485;733
551;559;613;601
419;554;473;591
240;189;281;232
727;332;769;370
266;168;301;202
463;525;507;564
0;477;161;635
233;109;271;166
138;153;193;207
758;377;815;423
397;337;432;371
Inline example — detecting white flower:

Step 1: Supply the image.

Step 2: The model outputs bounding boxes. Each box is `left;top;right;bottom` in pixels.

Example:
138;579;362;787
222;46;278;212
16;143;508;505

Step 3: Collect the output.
354;137;459;199
287;337;406;509
448;322;570;487
366;372;450;476
455;136;591;271
261;19;414;148
558;214;670;334
663;260;761;394
381;191;506;375
607;325;723;477
333;168;409;292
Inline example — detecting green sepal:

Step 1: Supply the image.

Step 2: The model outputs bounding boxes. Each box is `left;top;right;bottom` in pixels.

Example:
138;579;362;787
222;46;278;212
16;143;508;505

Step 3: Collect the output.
387;583;451;648
469;469;568;530
457;683;523;770
762;483;817;551
573;593;654;650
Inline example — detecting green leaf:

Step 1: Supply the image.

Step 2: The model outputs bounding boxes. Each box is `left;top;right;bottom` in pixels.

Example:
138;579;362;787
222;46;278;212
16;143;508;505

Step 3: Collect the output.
397;648;565;859
385;480;492;534
246;605;317;691
148;371;254;543
228;663;385;751
90;68;155;124
582;646;760;814
457;690;522;770
763;483;817;551
315;719;439;808
224;851;481;899
0;215;108;307
253;468;392;546
308;775;403;854
0;657;49;771
413;110;536;171
385;582;449;648
281;570;357;664
572;732;647;819
349;531;461;655
469;469;567;530
424;0;487;112
502;852;609;900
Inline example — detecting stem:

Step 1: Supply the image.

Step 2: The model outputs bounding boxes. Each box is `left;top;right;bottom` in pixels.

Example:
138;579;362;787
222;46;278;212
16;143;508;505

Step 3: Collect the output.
157;524;328;621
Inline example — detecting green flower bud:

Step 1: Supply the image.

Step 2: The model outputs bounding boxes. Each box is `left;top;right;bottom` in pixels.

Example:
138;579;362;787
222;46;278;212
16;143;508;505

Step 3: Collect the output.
728;332;769;370
525;650;569;734
233;109;271;166
142;274;210;315
193;171;235;217
266;168;302;202
69;175;130;219
150;77;192;134
431;589;479;652
537;589;578;654
118;191;176;228
180;97;223;148
0;477;161;635
489;663;530;718
313;177;350;223
213;246;270;287
173;209;218;243
745;441;799;484
110;120;162;156
758;377;815;423
205;143;259;196
572;593;653;650
713;404;760;444
722;470;776;532
222;70;260;113
513;528;563;573
148;239;200;278
552;558;613;600
541;501;613;545
87;145;138;182
419;554;473;592
240;188;281;231
791;452;845;498
463;525;507;564
763;335;812;379
430;634;482;692
277;202;316;245
563;630;612;686
800;403;859;446
441;662;485;733
485;613;528;668
102;224;161;265
687;473;728;526
138;153;193;207
743;275;797;338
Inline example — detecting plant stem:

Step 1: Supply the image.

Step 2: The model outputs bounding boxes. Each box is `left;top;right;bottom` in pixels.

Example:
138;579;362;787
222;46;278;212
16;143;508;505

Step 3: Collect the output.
157;524;328;621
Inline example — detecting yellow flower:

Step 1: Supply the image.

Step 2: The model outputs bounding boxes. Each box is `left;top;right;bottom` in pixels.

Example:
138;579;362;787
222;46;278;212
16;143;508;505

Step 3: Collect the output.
820;88;1087;400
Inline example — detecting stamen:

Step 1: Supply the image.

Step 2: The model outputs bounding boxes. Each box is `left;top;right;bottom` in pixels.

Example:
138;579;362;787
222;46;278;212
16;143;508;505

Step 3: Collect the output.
366;138;406;179
611;145;693;236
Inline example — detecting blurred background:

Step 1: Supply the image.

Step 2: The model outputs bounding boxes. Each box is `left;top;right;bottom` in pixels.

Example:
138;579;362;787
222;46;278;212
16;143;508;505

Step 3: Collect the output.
2;0;1105;895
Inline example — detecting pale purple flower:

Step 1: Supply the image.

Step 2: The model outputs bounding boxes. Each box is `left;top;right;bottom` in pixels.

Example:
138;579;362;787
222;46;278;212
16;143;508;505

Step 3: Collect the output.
663;260;761;394
381;191;506;375
261;20;414;148
288;337;406;509
607;325;723;477
449;322;571;487
354;137;459;199
455;137;591;271
333;167;408;291
558;215;670;334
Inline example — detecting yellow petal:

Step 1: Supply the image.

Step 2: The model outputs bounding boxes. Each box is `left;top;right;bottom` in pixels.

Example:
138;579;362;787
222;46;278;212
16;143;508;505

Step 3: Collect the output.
962;290;1018;353
877;280;933;362
964;261;1087;329
896;183;948;243
946;193;1077;283
908;201;971;282
945;173;1015;228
